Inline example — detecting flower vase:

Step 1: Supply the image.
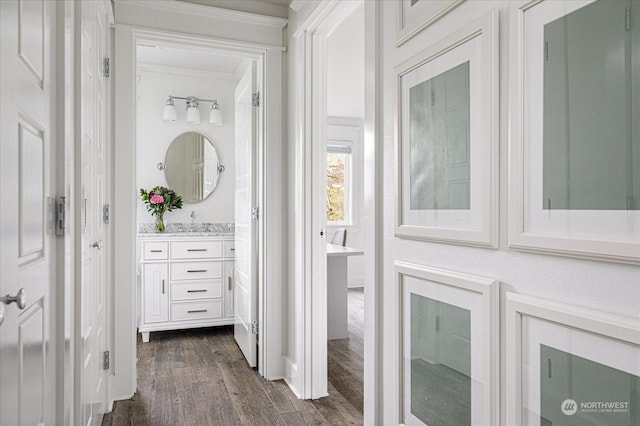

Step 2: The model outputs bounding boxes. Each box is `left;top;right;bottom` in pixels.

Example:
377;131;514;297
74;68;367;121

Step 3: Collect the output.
154;213;165;232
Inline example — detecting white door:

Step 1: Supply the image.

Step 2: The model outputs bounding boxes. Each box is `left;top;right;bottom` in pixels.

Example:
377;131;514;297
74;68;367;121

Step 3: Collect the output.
0;1;56;424
234;62;258;367
78;1;111;424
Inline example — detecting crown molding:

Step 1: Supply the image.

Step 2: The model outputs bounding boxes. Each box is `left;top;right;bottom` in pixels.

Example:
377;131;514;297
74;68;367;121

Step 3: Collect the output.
137;63;238;81
289;0;305;12
115;0;288;29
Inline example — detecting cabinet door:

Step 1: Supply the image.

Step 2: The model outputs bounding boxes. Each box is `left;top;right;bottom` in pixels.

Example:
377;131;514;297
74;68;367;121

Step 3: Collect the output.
224;261;234;318
143;263;169;323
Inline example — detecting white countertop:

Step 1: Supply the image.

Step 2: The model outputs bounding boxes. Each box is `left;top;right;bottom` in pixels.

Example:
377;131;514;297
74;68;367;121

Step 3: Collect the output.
137;232;233;238
327;243;364;257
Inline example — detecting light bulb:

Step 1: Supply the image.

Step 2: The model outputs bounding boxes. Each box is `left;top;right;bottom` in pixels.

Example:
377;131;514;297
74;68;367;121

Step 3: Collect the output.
186;98;200;124
209;102;223;126
163;97;177;122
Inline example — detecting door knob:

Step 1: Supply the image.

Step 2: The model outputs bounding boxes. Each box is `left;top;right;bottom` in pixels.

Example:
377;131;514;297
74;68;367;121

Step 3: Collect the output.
90;240;103;250
1;288;26;310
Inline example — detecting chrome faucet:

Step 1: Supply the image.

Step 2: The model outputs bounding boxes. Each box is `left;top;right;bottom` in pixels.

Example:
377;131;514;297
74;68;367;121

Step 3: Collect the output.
190;210;196;232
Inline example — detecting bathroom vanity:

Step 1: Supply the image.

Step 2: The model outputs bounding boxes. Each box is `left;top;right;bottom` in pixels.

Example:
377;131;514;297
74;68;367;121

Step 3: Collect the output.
138;233;234;342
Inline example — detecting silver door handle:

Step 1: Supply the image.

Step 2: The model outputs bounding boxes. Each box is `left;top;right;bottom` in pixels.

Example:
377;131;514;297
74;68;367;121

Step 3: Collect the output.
90;240;103;250
1;288;26;310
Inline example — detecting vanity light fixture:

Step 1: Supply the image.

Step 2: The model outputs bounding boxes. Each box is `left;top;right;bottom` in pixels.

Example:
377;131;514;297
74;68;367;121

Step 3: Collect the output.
162;95;223;126
209;99;222;126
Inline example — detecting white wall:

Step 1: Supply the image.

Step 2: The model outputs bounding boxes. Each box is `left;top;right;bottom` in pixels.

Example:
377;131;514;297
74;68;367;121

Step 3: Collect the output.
326;4;365;287
380;2;640;425
327;4;364;120
136;67;236;226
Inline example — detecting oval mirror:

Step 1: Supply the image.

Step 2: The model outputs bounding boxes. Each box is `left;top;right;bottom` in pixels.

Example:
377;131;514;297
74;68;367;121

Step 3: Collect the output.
164;131;221;203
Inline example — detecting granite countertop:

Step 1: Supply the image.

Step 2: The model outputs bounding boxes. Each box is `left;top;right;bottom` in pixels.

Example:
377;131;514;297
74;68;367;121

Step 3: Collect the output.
137;222;234;237
137;231;234;237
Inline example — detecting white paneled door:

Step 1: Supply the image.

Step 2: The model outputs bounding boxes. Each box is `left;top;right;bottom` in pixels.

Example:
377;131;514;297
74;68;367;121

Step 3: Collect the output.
234;62;258;367
0;0;56;424
78;1;111;425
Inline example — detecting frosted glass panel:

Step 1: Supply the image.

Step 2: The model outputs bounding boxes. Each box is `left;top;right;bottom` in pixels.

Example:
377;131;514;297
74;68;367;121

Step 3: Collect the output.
540;345;640;426
410;61;470;210
543;0;640;210
410;293;471;425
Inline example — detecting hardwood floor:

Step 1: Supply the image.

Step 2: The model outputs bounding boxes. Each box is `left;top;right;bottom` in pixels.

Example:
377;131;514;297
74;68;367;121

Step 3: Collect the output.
327;288;364;414
102;308;365;426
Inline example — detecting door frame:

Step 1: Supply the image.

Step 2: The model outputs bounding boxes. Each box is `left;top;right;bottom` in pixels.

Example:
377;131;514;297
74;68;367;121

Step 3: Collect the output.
291;0;383;422
112;26;285;401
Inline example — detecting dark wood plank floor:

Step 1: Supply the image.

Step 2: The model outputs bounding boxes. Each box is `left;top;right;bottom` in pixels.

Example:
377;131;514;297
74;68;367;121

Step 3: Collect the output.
328;288;364;414
102;290;365;426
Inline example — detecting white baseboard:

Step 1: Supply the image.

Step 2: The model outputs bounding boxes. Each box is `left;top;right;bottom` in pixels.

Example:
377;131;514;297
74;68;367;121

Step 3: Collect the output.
283;356;302;399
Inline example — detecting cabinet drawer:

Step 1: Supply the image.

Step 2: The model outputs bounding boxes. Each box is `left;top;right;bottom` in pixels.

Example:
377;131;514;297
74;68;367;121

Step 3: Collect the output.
143;242;169;260
223;240;235;258
171;261;222;281
171;280;222;301
171;241;222;260
171;300;222;321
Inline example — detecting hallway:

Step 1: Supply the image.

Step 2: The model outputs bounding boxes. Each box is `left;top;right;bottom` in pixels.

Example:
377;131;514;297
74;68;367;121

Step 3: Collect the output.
102;288;365;426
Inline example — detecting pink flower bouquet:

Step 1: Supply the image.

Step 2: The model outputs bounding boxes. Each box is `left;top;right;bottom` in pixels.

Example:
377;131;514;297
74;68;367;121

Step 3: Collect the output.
140;186;183;232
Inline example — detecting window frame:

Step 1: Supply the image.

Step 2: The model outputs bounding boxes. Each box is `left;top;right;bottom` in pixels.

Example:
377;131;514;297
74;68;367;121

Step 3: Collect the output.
326;140;353;226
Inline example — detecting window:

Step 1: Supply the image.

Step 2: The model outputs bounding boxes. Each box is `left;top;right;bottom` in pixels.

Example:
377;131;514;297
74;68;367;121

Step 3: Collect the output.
327;141;352;224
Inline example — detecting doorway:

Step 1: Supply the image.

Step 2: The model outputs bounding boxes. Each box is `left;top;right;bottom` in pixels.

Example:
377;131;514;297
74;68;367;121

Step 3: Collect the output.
291;0;382;423
112;26;286;402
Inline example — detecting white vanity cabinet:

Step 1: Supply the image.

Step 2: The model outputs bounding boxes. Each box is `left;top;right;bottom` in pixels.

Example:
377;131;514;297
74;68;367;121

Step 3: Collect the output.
138;235;234;342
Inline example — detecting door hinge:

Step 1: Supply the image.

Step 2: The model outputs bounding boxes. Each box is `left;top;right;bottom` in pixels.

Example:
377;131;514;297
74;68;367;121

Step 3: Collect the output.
103;57;110;77
251;320;259;335
252;92;260;107
103;350;110;370
53;197;66;236
251;207;259;221
103;203;110;224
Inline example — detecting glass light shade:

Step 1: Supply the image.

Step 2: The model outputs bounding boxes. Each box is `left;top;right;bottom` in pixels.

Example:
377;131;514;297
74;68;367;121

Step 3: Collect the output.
186;105;200;124
163;103;177;122
209;107;222;126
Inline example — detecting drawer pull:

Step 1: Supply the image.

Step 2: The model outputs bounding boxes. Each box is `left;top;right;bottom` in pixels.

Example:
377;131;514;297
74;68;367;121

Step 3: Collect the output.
187;309;207;313
187;289;207;293
162;279;165;294
187;269;207;273
187;248;208;252
150;249;163;253
230;248;235;251
228;276;232;291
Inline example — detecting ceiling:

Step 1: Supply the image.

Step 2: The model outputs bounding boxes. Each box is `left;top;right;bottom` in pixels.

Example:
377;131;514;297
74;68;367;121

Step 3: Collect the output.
175;0;289;19
137;45;244;74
